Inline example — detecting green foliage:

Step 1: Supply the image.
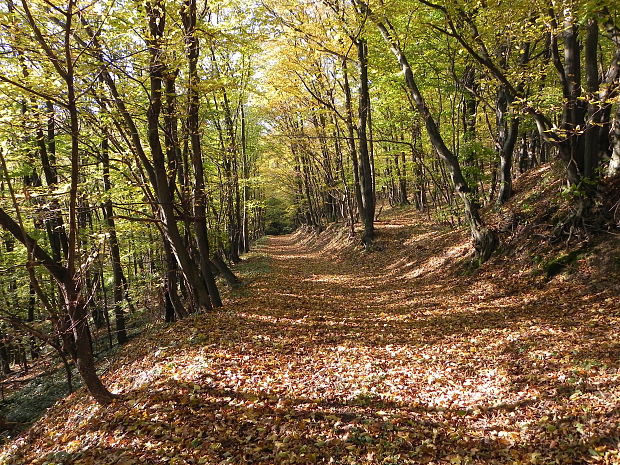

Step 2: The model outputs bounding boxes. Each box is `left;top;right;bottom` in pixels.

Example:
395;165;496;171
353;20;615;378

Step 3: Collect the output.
560;176;598;200
540;249;587;278
264;197;295;235
0;364;76;427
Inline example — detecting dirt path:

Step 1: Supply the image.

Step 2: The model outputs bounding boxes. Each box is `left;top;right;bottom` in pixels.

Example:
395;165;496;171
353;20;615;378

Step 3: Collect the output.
3;223;620;465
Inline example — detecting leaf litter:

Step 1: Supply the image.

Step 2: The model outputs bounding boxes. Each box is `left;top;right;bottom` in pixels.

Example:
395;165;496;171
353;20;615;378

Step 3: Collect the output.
2;203;620;465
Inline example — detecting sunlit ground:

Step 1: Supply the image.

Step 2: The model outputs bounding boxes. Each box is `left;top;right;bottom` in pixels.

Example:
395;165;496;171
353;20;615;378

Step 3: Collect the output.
2;214;620;464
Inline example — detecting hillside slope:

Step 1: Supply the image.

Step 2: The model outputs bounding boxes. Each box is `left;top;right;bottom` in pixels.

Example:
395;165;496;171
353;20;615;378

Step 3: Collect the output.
2;167;619;465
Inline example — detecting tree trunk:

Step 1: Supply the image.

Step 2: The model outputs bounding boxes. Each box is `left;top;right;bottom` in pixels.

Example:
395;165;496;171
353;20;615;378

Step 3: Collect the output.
0;206;117;404
609;105;620;177
357;39;375;245
365;8;496;261
584;18;601;179
496;86;520;204
0;333;11;375
162;238;189;321
555;9;587;187
145;0;213;312
66;293;116;405
342;57;364;227
240;104;251;252
181;0;222;308
212;253;242;287
64;0;116;404
461;66;480;196
101;137;128;345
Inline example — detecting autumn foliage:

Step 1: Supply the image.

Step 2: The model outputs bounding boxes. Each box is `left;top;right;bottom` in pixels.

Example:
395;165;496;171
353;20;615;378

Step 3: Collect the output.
2;166;620;465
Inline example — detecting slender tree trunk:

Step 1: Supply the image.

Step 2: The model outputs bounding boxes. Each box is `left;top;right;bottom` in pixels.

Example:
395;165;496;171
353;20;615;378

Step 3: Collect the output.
314;114;336;222
59;0;117;404
210;52;242;262
496;86;520;204
357;39;375;245
342;57;364;226
364;7;496;260
240;104;251;252
181;0;222;308
101;137;128;344
145;0;213;312
461;66;480;196
0;205;117;404
610;105;620;177
333;117;355;231
0;333;11;375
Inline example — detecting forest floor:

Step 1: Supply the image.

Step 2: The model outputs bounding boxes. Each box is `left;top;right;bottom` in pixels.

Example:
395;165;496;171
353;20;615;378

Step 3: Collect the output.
2;171;620;464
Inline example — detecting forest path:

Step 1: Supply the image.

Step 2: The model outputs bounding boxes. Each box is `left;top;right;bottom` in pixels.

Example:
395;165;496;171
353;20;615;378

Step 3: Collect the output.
5;217;620;465
197;221;617;464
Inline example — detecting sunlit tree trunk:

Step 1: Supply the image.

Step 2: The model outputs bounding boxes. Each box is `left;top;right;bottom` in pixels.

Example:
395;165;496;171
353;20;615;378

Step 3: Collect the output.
361;3;497;261
181;0;222;307
357;39;375;245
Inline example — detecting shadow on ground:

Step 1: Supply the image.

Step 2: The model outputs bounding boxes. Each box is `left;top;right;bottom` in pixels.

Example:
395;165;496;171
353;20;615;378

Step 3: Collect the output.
3;213;620;464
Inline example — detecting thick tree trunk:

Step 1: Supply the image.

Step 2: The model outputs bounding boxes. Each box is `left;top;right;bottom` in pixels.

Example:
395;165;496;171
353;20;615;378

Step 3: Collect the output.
36;102;68;262
398;150;409;204
231;142;243;259
553;10;588;188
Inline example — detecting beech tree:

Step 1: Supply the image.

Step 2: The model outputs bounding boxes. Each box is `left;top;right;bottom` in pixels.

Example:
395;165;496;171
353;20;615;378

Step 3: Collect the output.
0;0;259;404
0;0;618;407
0;0;118;404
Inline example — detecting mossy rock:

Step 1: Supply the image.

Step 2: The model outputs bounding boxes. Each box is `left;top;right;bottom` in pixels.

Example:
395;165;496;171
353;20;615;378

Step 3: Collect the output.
542;249;586;278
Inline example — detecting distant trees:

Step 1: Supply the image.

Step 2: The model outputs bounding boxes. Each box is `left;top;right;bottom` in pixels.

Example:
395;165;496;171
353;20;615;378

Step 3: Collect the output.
263;0;620;257
0;0;618;405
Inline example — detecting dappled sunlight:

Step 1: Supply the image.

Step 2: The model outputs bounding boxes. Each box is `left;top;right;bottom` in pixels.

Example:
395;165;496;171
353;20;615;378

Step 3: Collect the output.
3;212;620;465
303;274;354;285
398;242;470;279
401;229;454;247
